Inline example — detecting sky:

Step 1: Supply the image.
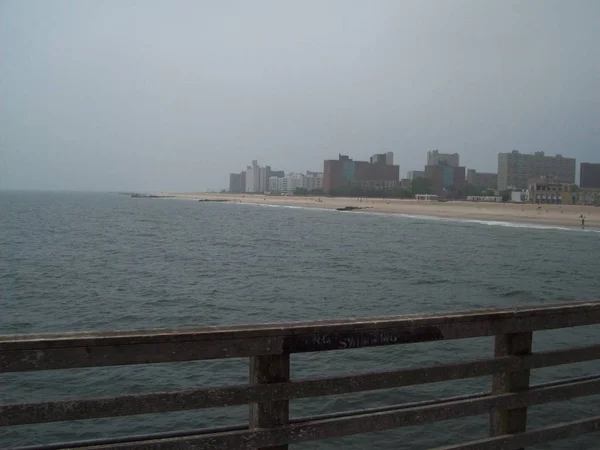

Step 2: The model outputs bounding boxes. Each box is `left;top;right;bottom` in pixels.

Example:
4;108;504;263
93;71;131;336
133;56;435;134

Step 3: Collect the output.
1;0;599;192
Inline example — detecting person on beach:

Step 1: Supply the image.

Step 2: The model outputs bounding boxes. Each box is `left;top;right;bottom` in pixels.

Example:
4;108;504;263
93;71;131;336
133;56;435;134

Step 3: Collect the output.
582;216;585;229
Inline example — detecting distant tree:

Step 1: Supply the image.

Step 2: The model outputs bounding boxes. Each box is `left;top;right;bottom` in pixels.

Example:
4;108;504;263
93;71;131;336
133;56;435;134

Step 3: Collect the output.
293;187;309;196
500;190;511;202
464;183;482;197
410;177;433;195
309;188;324;195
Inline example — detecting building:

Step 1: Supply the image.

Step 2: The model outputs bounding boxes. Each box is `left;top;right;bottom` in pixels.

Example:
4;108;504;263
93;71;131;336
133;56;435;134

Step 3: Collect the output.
268;172;321;194
369;152;394;166
497;150;576;191
269;169;285;179
573;188;600;206
228;171;246;193
268;176;283;193
427;150;459;167
580;163;600;188
323;154;400;193
245;160;270;193
424;164;466;192
511;190;530;203
466;169;498;190
528;179;573;204
407;170;425;180
305;171;324;191
348;179;401;191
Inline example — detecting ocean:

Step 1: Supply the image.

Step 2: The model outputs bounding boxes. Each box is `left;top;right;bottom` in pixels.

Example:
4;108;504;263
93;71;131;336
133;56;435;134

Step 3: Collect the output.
1;191;600;449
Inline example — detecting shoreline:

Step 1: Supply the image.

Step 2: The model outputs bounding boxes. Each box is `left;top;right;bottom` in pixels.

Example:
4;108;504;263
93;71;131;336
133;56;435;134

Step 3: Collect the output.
165;192;600;230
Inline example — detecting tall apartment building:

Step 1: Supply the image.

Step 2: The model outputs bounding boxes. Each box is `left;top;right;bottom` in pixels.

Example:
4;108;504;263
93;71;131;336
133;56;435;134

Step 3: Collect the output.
370;152;394;166
323;154;399;193
245;160;270;193
580;163;600;188
497;151;576;191
228;171;246;193
427;150;459;167
466;169;498;190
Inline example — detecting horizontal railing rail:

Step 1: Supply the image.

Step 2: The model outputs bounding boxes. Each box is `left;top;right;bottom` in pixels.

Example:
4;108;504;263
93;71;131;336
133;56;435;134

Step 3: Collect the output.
2;301;600;449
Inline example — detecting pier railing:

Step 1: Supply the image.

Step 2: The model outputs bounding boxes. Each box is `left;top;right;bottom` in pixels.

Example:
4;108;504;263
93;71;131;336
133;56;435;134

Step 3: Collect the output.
2;302;600;449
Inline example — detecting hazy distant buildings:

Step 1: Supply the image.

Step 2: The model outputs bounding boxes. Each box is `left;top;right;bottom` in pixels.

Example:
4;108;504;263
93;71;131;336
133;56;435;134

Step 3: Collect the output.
466;169;498;190
305;171;324;191
268;171;323;194
580;163;600;188
228;171;246;193
407;170;425;180
370;152;394;166
424;164;466;192
323;153;399;193
245;160;270;193
497;150;576;191
427;150;459;167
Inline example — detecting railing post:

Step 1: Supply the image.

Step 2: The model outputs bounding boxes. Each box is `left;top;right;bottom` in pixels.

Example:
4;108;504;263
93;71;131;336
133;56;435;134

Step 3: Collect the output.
490;332;533;448
249;354;290;450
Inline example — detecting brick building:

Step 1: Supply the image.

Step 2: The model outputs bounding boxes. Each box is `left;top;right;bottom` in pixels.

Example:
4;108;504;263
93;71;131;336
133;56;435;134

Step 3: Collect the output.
323;154;399;193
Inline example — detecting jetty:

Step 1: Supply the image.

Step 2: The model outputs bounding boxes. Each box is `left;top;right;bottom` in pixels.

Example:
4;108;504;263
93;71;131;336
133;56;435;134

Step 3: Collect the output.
2;301;600;449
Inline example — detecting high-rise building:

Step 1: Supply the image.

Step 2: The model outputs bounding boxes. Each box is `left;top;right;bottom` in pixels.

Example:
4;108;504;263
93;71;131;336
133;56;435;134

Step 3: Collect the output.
245;160;269;193
386;152;394;166
323;154;399;193
497;151;576;191
228;172;246;193
427;150;459;167
580;163;600;188
466;169;498;190
369;153;395;166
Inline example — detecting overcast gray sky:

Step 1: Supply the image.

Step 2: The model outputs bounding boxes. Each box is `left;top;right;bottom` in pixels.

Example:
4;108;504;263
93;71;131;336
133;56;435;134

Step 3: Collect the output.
1;0;599;191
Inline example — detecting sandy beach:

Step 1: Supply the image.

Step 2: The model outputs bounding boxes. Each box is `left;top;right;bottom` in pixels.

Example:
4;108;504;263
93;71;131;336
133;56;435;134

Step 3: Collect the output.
167;193;600;230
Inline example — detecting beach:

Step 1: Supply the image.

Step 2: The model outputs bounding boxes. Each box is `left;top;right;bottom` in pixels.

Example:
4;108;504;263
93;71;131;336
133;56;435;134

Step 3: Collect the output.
168;193;600;229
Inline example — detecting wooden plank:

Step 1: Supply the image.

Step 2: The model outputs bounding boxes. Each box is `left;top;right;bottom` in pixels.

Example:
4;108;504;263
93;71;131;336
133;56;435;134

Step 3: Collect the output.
4;301;598;349
4;344;600;426
249;355;290;450
433;416;600;450
54;377;600;450
490;332;532;447
2;302;600;372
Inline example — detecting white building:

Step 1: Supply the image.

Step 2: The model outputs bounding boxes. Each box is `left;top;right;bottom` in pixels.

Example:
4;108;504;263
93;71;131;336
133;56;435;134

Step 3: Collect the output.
268;171;323;194
305;171;324;191
268;176;283;193
245;160;269;193
386;152;394;166
427;150;459;167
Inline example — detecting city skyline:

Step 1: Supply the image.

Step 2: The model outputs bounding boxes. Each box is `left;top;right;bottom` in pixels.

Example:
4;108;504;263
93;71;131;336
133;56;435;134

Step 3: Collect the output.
229;148;593;193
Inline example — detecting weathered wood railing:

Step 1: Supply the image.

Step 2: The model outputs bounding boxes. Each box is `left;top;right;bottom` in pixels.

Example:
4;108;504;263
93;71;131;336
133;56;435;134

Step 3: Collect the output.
2;302;600;449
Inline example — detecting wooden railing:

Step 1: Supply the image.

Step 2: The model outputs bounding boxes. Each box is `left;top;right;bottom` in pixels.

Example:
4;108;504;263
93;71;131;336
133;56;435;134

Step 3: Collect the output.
2;302;600;449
